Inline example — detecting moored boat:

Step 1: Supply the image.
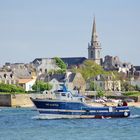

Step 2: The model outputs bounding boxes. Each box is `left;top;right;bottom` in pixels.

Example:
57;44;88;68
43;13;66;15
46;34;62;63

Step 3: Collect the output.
30;84;130;119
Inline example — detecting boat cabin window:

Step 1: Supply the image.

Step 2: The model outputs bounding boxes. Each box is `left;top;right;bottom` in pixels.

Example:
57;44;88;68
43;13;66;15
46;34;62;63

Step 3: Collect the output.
61;93;66;96
58;90;63;92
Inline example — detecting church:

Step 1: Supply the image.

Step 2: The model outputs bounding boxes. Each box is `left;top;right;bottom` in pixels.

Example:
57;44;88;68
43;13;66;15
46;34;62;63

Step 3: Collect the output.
61;17;102;68
31;17;134;74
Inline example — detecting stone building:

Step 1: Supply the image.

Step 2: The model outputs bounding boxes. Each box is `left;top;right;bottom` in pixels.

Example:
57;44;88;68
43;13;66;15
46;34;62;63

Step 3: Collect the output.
0;71;18;84
87;74;121;91
103;55;133;74
31;58;60;75
42;72;86;93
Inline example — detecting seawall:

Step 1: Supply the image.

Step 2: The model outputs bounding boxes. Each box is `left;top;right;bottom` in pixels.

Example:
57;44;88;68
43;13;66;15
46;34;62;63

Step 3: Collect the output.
0;93;51;107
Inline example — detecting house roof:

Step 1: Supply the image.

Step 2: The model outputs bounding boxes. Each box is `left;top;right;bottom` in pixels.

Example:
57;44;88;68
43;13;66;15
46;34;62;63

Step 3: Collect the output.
18;79;33;84
134;66;140;71
68;73;76;82
32;57;87;68
61;57;87;67
44;73;76;83
46;74;66;82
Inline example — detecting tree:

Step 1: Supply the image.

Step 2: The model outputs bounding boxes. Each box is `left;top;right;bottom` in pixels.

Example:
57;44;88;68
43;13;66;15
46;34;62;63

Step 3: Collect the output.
48;69;66;75
121;81;135;91
72;60;105;81
135;85;140;91
96;88;105;98
54;57;67;70
89;81;97;91
32;81;52;92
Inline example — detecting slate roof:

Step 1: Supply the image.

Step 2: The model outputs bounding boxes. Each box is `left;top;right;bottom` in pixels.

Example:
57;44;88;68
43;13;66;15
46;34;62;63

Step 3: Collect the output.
45;74;66;82
32;57;87;68
61;57;87;67
44;73;76;83
14;69;32;79
68;73;76;82
32;58;42;64
134;66;140;71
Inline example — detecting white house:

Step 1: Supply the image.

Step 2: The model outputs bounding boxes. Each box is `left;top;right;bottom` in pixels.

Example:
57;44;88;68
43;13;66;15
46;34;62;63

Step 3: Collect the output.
18;78;36;91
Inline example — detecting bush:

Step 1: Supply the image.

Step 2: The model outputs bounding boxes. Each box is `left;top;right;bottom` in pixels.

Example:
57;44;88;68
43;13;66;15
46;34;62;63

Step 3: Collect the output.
0;83;25;93
97;89;105;98
32;81;52;92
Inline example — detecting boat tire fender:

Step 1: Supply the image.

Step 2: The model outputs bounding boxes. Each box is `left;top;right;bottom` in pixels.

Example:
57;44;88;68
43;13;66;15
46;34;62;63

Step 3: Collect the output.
124;111;128;117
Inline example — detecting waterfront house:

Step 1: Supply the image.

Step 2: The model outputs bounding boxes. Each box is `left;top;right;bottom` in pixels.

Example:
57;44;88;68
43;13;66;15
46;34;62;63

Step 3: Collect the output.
18;78;36;91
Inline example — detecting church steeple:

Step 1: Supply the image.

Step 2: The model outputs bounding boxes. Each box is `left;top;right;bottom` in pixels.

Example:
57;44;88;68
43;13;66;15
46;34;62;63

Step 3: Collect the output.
88;17;102;65
91;17;97;43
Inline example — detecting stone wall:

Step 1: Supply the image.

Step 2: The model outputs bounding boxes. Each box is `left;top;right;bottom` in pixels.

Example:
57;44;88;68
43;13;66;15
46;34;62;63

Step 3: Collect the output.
0;94;11;106
0;93;52;107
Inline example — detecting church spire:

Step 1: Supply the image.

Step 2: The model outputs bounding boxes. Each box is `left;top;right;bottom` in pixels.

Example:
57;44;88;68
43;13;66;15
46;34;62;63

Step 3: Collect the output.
91;16;98;44
88;17;102;65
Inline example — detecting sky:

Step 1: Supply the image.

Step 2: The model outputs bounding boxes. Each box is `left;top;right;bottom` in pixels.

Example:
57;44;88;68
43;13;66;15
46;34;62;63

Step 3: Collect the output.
0;0;140;66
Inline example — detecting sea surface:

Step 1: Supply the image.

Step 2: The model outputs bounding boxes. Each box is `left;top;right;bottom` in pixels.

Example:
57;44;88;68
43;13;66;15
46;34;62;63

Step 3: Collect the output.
0;107;140;140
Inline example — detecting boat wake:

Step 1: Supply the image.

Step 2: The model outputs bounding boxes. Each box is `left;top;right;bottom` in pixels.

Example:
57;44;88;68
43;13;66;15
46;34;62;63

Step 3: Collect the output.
32;115;113;120
32;115;55;120
129;114;140;119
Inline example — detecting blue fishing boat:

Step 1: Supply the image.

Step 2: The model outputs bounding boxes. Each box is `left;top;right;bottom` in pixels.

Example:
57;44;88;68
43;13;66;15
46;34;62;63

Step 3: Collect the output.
30;84;130;119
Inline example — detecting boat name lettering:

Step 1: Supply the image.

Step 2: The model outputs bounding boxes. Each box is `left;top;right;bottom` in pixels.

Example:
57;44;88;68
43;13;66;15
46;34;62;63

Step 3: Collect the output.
46;103;59;106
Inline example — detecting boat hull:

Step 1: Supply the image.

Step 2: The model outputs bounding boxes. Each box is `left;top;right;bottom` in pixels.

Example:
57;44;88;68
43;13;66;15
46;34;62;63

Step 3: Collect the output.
31;98;130;119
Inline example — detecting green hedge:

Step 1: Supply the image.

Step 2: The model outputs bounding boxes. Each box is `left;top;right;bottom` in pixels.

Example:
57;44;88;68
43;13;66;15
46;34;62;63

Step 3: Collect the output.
0;83;25;93
123;92;140;96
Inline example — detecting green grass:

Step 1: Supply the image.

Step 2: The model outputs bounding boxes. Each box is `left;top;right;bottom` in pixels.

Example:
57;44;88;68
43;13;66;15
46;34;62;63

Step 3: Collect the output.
0;92;26;94
123;92;140;96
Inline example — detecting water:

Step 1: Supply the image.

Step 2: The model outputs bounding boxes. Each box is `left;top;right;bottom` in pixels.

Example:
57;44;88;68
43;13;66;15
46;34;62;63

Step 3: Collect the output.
0;107;140;140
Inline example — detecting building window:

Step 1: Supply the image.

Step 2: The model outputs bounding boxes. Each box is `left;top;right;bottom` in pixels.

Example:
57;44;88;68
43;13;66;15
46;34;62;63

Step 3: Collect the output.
100;83;102;87
91;51;93;58
98;50;100;58
45;69;47;73
4;74;7;78
10;74;13;78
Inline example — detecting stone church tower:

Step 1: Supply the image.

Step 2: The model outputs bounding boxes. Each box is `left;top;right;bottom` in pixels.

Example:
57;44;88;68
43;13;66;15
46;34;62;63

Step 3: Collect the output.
88;17;102;65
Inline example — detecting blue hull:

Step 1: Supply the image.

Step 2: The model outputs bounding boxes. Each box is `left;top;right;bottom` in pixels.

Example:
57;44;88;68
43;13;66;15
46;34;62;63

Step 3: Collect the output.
31;98;130;119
